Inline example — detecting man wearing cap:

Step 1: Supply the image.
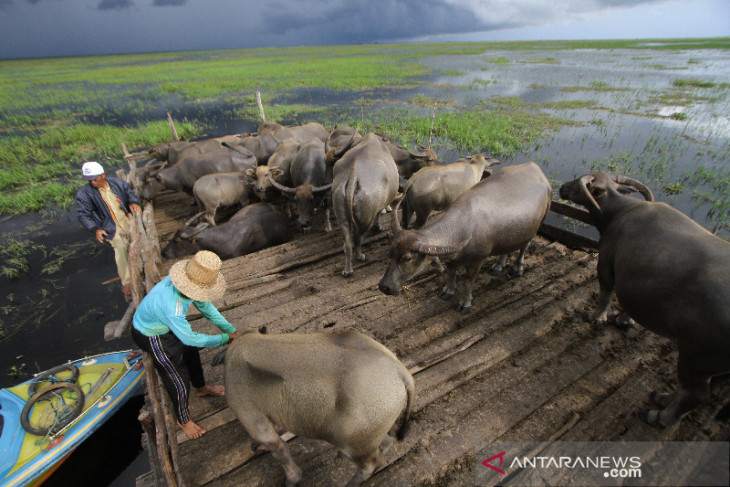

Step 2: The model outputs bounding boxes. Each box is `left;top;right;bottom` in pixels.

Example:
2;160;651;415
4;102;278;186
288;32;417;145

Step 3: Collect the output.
131;250;239;439
75;161;142;301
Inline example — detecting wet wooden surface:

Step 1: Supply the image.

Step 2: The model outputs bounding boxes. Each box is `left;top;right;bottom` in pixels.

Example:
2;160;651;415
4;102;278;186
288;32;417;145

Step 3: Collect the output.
138;190;730;487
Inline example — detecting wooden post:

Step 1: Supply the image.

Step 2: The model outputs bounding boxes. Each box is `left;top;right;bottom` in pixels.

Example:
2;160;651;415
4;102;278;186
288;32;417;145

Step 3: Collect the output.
167;112;180;141
142;353;180;487
127;216;144;308
121;143;138;190
255;91;265;122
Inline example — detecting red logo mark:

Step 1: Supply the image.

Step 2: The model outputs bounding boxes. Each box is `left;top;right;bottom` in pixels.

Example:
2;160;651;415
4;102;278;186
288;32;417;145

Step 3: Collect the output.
482;451;507;475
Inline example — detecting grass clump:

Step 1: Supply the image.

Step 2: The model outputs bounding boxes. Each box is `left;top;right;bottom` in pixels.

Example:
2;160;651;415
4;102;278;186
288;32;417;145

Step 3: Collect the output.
672;79;717;89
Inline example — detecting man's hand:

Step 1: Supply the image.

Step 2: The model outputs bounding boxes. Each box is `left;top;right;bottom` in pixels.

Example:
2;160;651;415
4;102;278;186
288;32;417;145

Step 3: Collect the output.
129;203;142;215
95;229;108;243
228;331;240;342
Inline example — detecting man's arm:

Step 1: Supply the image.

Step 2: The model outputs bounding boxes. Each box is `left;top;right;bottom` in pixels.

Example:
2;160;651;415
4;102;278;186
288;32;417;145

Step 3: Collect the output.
193;301;237;334
75;187;99;233
163;313;230;348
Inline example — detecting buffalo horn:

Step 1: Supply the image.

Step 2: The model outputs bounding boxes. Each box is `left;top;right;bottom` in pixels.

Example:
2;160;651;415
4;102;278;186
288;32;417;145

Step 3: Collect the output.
391;194;404;236
326;133;359;164
415;236;471;256
267;172;297;194
183;211;207;228
578;174;602;215
610;174;654;202
312;182;333;193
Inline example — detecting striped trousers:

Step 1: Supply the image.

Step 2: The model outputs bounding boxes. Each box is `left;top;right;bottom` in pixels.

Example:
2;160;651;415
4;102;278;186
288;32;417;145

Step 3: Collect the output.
132;327;206;424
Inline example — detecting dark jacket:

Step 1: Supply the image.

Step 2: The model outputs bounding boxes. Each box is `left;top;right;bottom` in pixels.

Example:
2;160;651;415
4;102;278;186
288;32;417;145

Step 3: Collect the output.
76;177;140;240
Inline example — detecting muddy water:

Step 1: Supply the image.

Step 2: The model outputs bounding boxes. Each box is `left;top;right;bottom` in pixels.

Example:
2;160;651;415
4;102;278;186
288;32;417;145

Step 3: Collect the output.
0;44;728;484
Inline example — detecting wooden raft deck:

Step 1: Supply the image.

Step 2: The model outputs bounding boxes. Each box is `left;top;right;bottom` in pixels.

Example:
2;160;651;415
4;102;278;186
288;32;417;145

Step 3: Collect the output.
139;190;730;487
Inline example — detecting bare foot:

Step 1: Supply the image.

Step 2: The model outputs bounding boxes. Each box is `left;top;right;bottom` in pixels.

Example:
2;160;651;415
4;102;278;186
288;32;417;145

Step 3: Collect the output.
179;420;206;439
195;384;225;397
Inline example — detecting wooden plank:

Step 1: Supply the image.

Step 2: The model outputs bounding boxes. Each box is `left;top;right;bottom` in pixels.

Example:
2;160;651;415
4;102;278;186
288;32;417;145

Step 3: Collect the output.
550;199;594;225
539;221;599;250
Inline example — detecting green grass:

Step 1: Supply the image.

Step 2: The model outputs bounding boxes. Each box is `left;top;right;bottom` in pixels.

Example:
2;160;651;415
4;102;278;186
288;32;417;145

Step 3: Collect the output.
1;37;728;216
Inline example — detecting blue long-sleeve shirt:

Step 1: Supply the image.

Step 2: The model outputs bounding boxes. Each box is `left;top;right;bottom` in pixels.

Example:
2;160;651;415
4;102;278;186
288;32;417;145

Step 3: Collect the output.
133;276;236;348
75;177;141;240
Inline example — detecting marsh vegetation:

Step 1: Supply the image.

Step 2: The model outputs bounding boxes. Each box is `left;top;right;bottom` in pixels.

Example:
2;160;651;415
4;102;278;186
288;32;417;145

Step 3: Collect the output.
0;37;729;385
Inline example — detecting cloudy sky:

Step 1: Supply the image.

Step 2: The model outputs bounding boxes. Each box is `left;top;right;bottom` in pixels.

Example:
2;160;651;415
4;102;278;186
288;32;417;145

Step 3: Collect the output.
0;0;728;60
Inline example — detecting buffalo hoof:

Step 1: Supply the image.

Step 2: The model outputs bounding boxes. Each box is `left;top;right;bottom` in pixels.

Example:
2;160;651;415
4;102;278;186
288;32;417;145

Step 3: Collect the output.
437;289;454;301
342;270;353;278
301;227;312;235
615;313;636;329
488;266;504;277
651;390;675;408
356;254;370;263
458;305;472;315
638;407;663;427
510;266;524;277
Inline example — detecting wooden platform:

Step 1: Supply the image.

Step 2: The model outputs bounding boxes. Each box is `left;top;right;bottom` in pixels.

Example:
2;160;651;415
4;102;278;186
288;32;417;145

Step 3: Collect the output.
138;191;730;487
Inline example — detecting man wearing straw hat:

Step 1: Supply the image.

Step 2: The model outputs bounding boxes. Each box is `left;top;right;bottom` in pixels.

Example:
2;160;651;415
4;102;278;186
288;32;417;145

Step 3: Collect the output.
132;250;239;439
75;161;141;302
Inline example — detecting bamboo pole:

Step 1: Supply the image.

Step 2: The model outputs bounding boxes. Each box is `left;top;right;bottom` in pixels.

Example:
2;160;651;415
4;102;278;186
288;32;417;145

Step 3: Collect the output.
167;112;180;141
255;91;265;122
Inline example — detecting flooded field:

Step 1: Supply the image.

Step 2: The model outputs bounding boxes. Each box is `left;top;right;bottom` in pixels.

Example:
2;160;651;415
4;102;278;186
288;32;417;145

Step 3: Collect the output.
0;40;728;485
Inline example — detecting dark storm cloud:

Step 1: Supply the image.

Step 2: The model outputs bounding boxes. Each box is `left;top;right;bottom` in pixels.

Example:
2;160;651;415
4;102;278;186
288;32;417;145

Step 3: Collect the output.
98;0;133;10
153;0;187;6
260;0;486;45
1;0;727;60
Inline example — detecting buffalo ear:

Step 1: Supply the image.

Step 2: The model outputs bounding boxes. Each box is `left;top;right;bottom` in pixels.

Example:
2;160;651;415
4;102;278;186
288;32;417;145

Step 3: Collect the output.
270;167;284;177
245;168;256;177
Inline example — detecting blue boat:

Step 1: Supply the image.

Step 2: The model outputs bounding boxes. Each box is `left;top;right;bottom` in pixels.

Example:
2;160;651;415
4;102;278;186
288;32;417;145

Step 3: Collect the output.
0;350;146;487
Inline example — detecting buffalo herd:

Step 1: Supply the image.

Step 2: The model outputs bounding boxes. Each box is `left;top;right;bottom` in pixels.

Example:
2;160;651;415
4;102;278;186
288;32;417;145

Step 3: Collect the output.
138;121;729;485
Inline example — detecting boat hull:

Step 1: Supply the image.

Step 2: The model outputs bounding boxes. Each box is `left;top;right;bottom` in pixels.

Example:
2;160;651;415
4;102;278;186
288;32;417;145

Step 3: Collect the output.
0;350;145;487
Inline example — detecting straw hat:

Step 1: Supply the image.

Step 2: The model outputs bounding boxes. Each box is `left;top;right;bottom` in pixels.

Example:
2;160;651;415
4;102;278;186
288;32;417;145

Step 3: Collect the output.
169;250;227;301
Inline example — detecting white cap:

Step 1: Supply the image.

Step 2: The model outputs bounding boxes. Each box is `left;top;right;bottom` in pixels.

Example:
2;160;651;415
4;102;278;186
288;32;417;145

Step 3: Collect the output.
81;161;105;180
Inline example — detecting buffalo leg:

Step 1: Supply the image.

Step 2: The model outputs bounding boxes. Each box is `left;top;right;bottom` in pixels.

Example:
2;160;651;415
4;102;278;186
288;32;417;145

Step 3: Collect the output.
437;267;458;301
488;254;508;276
510;241;530;276
643;354;711;427
590;257;615;325
324;208;332;232
458;263;484;315
590;285;614;325
347;449;386;487
342;230;355;277
237;411;302;485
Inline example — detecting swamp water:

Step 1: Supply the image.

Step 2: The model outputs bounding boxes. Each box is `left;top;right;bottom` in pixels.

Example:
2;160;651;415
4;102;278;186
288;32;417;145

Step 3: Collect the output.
0;43;728;485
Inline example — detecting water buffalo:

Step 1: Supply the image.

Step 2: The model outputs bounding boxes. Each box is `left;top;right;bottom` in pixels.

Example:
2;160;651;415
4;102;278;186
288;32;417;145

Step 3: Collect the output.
377;133;438;180
245;138;299;202
216;328;414;487
161;203;290;260
401;154;500;228
559;172;730;426
268;139;332;234
148;135;242;165
258;121;329;144
330;133;400;277
235;134;278;165
141;146;257;201
379;162;552;314
192;172;252;225
326;126;362;153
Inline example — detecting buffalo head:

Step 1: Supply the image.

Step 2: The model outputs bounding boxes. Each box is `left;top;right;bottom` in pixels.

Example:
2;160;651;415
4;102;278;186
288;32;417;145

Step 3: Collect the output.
161;211;209;259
